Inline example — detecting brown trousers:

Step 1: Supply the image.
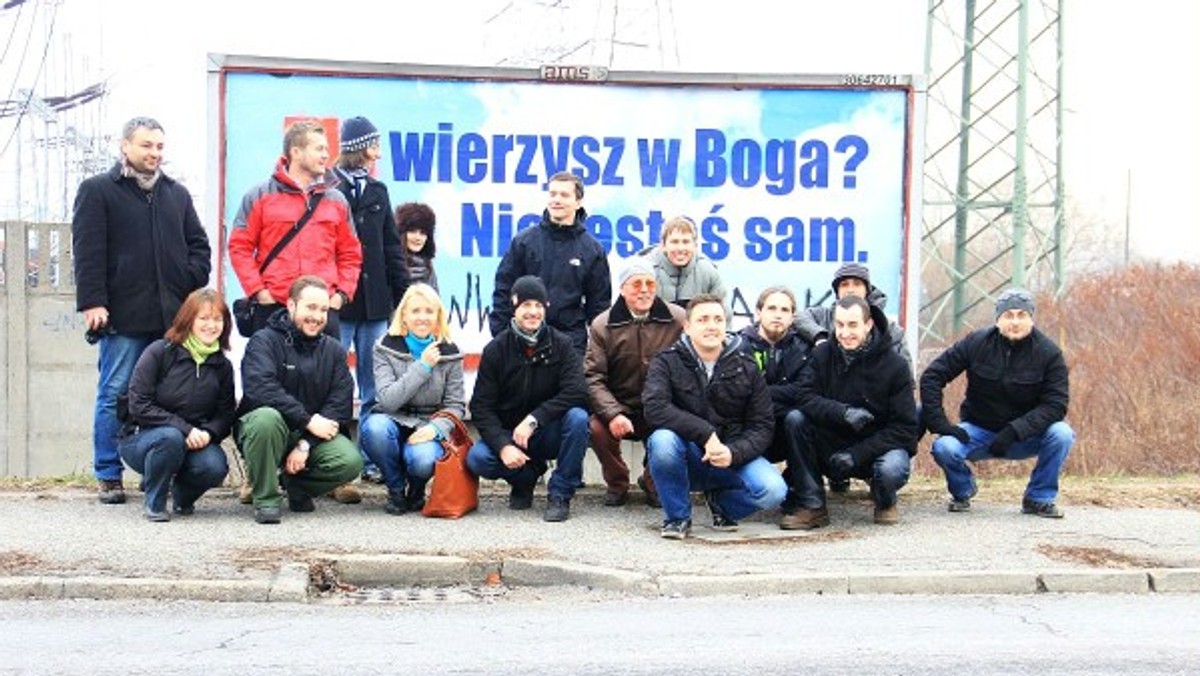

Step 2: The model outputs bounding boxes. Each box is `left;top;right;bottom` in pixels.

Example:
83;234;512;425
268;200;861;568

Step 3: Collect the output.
588;413;656;496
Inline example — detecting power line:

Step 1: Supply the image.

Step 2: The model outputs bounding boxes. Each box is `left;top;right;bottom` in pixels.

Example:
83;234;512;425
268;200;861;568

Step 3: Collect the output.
0;0;26;67
0;0;58;158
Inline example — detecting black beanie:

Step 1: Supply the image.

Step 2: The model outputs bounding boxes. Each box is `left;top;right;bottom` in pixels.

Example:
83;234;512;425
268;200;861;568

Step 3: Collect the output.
511;275;549;308
340;116;380;153
832;262;871;294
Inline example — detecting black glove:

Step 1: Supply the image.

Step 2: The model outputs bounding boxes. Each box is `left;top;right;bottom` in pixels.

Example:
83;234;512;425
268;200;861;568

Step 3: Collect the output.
827;451;855;482
843;407;875;432
939;425;970;445
988;426;1017;457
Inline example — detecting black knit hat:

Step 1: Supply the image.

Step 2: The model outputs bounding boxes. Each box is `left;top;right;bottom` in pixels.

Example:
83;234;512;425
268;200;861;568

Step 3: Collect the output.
340;116;380;153
511;275;548;308
832;262;871;294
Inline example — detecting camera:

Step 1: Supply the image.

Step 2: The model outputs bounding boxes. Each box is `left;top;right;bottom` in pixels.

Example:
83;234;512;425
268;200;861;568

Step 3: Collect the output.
85;324;116;345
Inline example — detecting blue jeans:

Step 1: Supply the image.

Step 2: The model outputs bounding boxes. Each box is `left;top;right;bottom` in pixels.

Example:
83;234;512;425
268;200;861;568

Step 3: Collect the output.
931;420;1075;503
645;429;787;523
359;413;444;494
339;319;388;417
93;334;155;481
788;411;911;509
466;407;589;500
118;425;228;512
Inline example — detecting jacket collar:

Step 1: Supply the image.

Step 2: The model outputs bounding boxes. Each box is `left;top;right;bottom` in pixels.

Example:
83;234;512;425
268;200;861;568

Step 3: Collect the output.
607;296;676;328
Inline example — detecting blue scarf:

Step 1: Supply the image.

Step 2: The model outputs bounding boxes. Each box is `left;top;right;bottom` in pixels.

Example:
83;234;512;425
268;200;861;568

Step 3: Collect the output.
405;333;435;360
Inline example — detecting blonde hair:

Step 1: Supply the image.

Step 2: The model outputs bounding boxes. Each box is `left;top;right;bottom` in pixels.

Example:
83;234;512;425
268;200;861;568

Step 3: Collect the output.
388;283;451;341
661;215;698;243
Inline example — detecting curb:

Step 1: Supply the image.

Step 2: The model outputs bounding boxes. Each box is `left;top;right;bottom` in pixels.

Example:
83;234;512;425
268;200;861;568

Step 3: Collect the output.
3;561;1198;603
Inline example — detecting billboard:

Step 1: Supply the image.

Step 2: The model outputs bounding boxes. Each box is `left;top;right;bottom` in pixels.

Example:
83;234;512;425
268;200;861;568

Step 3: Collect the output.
213;57;920;356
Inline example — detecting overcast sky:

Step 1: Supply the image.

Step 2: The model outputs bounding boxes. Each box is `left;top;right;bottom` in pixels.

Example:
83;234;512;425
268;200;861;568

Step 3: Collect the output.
3;0;1197;263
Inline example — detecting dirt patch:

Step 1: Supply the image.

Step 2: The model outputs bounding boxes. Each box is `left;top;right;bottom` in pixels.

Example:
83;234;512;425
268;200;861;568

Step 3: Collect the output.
1035;544;1174;569
0;550;48;574
895;474;1200;509
229;546;343;572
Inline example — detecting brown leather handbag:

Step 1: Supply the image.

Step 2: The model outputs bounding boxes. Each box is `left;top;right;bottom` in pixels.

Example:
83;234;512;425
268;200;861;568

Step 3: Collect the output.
422;410;479;519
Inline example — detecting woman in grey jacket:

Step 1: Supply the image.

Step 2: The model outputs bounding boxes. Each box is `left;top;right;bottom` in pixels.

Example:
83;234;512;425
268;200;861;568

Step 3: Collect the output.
359;284;465;514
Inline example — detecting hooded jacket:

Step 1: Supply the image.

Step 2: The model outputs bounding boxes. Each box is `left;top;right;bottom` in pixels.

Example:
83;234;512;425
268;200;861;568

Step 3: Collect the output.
488;208;611;354
237;308;355;442
642;332;774;467
637;245;727;310
372;334;466;438
920;325;1069;439
334;168;407;322
72;163;211;335
124;339;235;441
795;284;912;368
796;305;918;466
470;323;589;454
228;158;362;304
585;296;686;422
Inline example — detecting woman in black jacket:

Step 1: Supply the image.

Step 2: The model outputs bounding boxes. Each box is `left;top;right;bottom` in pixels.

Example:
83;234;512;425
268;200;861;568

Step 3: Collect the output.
118;289;235;521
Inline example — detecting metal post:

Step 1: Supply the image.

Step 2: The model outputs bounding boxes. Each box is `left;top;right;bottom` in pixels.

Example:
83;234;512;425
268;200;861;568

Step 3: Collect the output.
952;0;977;330
1012;0;1030;287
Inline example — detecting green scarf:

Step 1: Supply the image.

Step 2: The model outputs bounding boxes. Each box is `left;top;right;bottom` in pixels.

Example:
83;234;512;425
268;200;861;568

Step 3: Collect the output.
182;334;220;365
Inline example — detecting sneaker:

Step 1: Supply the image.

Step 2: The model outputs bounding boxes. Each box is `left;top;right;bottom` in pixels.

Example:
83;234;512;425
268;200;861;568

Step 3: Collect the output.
361;465;385;484
98;479;126;505
384;490;407;516
829;479;850;494
329;482;362;504
874;504;900;525
948;486;978;513
637;475;661;508
509;484;534;510
660;519;692;540
705;491;738;531
288;490;315;513
779;506;830;530
543;495;571;522
1022;498;1064;519
173;503;195;517
603;490;629;507
254;505;281;524
143;507;170;523
238;479;253;505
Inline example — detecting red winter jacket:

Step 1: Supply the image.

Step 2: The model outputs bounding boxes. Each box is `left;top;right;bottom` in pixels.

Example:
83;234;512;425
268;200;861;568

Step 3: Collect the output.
228;158;362;303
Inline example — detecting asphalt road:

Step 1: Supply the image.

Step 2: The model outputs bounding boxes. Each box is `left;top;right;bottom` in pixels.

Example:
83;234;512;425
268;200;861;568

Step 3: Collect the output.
3;593;1199;675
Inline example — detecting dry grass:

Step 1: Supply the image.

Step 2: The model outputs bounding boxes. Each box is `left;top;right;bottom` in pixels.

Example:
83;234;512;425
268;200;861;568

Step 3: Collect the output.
918;263;1200;476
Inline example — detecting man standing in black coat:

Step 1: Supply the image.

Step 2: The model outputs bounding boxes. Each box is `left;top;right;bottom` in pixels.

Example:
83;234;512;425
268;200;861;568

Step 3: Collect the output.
72;116;211;505
643;294;787;540
236;276;363;524
469;276;591;522
921;289;1074;518
488;171;611;355
785;295;918;529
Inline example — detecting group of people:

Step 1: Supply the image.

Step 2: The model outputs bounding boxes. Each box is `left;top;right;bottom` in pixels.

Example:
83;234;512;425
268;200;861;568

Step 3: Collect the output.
72;116;1076;536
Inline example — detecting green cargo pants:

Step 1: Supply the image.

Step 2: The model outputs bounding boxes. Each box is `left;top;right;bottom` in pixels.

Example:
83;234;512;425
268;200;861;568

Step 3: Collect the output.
236;407;363;509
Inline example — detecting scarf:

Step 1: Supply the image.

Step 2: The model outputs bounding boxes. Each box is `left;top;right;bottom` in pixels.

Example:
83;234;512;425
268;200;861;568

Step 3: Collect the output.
339;166;370;202
121;158;162;192
182;334;220;365
510;318;544;348
405;332;435;359
836;330;875;369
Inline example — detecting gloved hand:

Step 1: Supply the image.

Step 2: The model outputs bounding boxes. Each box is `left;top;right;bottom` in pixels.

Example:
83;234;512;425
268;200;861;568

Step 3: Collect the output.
827;451;855;482
988;426;1017;457
938;425;970;445
843;407;875;432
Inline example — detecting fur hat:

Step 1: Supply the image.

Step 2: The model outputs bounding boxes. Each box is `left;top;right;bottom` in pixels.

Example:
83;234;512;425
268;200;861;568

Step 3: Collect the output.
340;116;380;153
995;288;1035;320
832;262;871;294
511;275;548;308
618;258;657;288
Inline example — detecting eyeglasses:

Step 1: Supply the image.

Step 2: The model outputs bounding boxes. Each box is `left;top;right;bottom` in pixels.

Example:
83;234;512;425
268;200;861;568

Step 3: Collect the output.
625;279;657;291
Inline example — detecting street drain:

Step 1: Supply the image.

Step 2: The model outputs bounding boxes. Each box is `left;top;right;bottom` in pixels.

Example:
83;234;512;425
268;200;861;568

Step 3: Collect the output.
325;585;508;605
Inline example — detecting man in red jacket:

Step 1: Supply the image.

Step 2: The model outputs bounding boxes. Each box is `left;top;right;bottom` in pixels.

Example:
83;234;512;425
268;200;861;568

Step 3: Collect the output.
228;119;362;339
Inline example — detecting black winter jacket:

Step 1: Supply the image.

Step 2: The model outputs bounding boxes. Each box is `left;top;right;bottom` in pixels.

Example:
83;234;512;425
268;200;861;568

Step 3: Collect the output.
736;324;812;419
797;306;918;466
488;208;611;354
469;324;589;454
920;326;1069;439
124;339;235;441
238;308;355;442
334;170;407;322
642;333;774;467
72;163;211;335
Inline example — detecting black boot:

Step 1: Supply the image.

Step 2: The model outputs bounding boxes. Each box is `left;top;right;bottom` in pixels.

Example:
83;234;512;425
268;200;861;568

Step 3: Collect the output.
405;481;427;512
385;489;407;515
